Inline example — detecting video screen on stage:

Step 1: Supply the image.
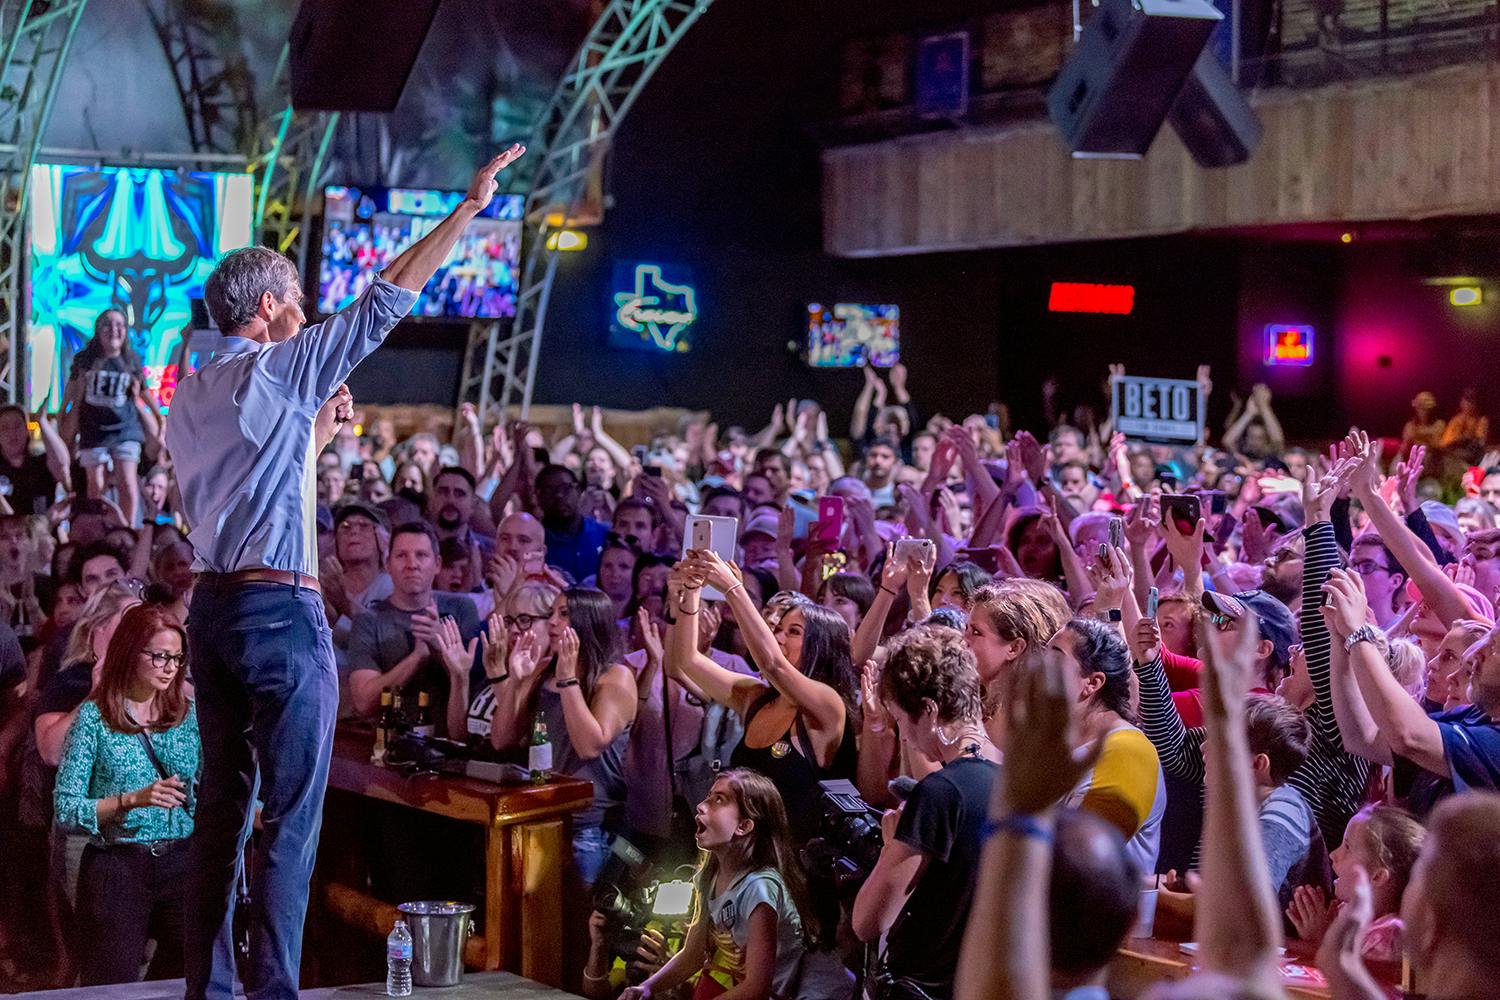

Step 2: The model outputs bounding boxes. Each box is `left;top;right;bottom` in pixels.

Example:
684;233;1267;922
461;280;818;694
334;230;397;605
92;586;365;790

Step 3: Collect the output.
27;164;254;412
319;185;523;320
807;303;900;367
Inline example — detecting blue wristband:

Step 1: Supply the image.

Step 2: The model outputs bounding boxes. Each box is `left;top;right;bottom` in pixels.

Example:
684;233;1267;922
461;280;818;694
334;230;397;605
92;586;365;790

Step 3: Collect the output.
981;813;1054;843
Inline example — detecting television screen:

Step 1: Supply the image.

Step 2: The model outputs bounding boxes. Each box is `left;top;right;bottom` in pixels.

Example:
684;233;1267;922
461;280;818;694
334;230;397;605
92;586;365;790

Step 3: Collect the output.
319;185;522;320
807;303;900;367
27;164;254;412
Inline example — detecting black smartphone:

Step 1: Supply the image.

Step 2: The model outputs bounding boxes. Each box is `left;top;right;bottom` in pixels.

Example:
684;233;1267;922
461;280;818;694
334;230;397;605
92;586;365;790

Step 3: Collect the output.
644;466;664;479
1160;493;1202;534
1202;489;1228;516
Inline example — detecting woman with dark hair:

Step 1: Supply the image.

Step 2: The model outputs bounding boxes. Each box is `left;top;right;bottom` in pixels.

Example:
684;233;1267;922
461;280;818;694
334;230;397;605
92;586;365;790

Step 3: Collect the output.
589;534;640;620
58;309;160;527
819;571;876;635
929;561;993;613
391;460;431;510
1006;510;1063;583
487;586;637;884
1047;618;1166;874
624;553;674;621
53;603;197;984
670;551;859;845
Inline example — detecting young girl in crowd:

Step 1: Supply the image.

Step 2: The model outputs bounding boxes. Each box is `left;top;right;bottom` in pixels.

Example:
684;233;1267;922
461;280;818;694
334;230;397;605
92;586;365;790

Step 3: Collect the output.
59;309;159;527
487;586;637;884
621;769;851;1000
53;603;197;985
1287;804;1425;966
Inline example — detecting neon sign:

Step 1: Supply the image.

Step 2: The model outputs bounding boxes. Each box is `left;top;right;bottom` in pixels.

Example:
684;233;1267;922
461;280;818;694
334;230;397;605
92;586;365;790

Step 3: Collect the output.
1264;324;1314;366
1047;282;1135;315
610;263;698;353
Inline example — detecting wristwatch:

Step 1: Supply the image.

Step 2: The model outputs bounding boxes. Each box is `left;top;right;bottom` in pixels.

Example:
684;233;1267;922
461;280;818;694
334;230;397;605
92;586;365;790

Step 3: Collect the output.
1343;625;1381;653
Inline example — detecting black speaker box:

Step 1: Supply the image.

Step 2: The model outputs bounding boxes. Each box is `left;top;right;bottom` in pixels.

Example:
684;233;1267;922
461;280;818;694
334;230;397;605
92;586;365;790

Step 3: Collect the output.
1168;48;1263;167
1047;0;1222;158
289;0;443;113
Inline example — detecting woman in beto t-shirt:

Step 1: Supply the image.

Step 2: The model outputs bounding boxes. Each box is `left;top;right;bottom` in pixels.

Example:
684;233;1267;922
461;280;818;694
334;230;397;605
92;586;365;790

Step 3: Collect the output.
59;309;160;527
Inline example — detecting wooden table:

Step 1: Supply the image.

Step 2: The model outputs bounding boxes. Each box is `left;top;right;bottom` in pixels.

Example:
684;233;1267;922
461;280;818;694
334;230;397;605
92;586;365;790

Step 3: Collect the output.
1110;938;1335;999
319;726;593;988
8;970;575;1000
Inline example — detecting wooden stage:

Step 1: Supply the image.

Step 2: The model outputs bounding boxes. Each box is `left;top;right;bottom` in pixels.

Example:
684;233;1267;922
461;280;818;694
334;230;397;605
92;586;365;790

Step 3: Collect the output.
5;972;575;1000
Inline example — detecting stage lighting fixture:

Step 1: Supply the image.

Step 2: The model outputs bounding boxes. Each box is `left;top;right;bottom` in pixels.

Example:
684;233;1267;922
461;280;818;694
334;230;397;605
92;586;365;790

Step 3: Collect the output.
546;230;588;252
1450;287;1483;307
1339;232;1354;243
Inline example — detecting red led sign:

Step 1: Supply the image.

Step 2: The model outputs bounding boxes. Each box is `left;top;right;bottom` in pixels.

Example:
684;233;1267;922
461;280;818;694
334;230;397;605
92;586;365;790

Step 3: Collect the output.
1048;282;1136;315
1264;324;1314;367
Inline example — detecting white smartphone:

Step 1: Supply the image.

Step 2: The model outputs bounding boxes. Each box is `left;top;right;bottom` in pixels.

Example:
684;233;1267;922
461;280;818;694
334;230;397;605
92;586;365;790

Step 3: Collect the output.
894;537;935;567
683;514;739;600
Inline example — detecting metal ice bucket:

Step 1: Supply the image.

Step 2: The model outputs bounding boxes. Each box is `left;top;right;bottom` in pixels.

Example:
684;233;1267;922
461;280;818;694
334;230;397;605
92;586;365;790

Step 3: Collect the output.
398;900;476;987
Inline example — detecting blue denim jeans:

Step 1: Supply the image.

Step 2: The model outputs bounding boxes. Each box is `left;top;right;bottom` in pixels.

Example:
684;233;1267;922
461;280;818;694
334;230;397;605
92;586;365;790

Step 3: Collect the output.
184;580;337;1000
573;825;611;889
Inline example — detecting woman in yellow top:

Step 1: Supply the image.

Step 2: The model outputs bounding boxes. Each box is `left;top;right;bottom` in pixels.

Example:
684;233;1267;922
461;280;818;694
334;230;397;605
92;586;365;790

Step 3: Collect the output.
1046;618;1167;874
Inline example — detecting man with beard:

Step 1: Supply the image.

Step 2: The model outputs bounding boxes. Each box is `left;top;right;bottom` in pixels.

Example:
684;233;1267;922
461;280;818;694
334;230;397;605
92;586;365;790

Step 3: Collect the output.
429;466;493;562
345;521;481;729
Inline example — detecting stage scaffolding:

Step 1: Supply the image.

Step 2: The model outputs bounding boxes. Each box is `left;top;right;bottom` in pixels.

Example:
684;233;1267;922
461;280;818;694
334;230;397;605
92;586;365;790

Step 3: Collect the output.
459;0;716;423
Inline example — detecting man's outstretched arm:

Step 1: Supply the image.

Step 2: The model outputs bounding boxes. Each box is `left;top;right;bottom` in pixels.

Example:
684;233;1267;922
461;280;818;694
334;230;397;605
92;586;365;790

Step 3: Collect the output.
382;145;525;292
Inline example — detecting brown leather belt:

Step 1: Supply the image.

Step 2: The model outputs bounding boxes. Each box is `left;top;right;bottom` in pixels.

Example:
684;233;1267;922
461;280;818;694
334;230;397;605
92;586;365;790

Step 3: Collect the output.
196;568;322;596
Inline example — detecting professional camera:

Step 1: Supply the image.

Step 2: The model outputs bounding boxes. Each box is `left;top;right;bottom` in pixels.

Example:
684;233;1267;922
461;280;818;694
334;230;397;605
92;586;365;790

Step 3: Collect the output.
593;838;656;962
800;779;885;896
592;838;697;969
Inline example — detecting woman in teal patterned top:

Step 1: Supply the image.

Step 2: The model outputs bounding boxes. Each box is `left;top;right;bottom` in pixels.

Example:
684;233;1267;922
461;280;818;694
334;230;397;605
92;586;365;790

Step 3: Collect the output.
54;603;199;985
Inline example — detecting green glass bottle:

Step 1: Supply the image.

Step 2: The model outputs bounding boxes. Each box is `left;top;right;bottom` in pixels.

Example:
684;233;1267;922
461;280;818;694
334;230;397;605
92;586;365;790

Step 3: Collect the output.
529;715;552;785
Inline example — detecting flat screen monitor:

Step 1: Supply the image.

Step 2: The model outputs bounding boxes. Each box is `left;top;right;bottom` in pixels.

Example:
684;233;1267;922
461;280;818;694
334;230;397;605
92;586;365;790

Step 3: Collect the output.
319;185;523;320
27;164;254;412
807;303;899;367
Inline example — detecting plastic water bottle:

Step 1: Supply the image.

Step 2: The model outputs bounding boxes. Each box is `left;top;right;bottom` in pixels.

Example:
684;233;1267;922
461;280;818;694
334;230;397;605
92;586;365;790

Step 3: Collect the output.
386;917;412;996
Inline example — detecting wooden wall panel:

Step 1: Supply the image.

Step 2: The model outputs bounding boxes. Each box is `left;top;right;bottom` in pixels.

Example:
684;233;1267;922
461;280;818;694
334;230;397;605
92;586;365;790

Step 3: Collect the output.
822;64;1500;255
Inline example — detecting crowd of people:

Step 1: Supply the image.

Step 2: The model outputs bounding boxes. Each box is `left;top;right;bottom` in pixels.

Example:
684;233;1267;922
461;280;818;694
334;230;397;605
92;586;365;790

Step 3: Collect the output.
3;325;1500;999
4;151;1500;999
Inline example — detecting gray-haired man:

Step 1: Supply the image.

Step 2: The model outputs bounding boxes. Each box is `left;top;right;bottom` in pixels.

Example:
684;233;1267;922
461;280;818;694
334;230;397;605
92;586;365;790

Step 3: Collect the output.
168;145;524;1000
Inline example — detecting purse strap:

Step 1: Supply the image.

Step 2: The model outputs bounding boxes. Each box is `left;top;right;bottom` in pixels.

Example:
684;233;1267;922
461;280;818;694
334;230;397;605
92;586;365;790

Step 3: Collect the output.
136;730;171;781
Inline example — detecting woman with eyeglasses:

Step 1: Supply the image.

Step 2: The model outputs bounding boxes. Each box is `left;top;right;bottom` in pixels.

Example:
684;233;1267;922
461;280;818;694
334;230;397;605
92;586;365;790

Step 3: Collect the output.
53;603;197;985
487;586;638;885
456;581;560;740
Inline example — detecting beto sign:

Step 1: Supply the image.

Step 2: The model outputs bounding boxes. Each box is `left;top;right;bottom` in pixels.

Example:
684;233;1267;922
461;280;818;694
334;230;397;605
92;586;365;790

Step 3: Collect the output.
1111;375;1204;445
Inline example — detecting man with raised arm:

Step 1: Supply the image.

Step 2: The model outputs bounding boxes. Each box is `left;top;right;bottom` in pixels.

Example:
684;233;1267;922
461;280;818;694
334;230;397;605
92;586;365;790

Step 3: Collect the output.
167;146;524;1000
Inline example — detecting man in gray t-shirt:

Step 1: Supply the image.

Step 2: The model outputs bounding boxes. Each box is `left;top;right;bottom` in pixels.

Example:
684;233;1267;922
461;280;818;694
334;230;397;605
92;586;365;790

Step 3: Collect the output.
346;522;481;736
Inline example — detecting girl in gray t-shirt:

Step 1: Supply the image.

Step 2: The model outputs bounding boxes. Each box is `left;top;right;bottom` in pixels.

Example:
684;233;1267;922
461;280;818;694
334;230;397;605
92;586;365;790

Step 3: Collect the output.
623;769;853;1000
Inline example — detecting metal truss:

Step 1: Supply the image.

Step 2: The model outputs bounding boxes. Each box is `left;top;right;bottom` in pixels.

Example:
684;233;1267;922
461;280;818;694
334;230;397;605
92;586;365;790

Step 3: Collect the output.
461;0;715;423
143;0;257;156
247;43;339;274
0;0;90;404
